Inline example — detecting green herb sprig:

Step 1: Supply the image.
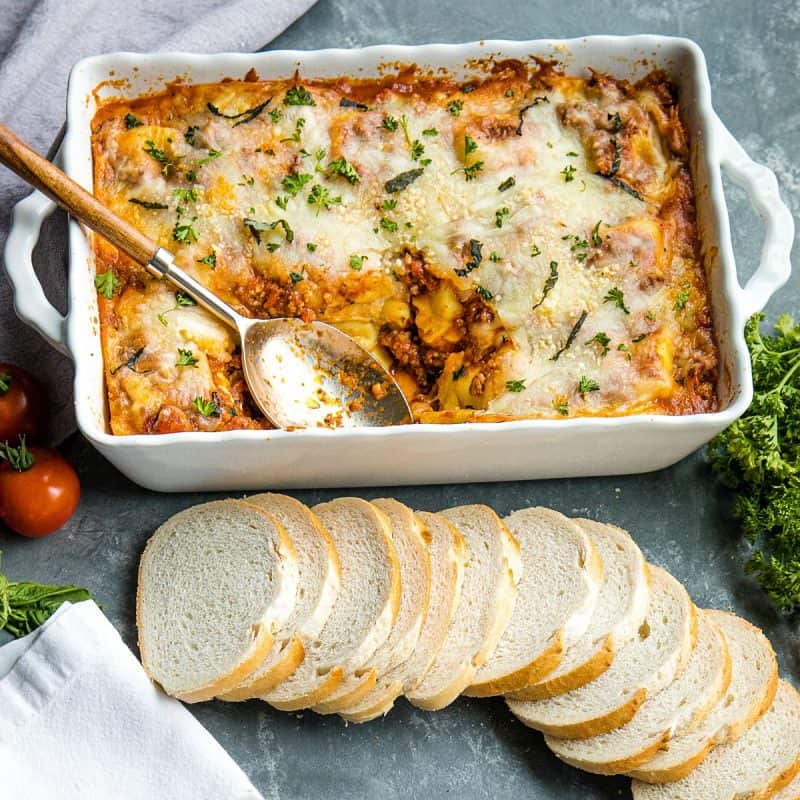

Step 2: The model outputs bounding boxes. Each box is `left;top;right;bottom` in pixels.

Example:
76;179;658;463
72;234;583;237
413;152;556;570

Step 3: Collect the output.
708;313;800;613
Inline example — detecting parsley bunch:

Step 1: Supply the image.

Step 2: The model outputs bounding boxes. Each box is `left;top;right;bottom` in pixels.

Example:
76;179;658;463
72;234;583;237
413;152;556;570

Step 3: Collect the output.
708;313;800;613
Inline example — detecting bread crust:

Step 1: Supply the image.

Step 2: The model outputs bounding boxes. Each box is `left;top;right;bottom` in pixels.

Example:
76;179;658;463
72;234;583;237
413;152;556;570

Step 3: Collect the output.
218;634;305;701
267;666;345;711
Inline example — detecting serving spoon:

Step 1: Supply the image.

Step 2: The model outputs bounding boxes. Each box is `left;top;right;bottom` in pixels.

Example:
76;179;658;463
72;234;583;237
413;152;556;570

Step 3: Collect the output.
0;123;413;429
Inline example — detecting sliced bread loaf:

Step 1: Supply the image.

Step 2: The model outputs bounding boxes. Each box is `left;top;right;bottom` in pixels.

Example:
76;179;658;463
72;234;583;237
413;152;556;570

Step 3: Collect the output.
405;505;522;711
508;566;696;739
339;511;467;723
629;610;779;783
218;494;341;701
137;499;299;703
262;498;400;712
631;680;800;800
466;507;603;697
773;771;800;800
508;519;649;701
545;609;731;774
313;499;430;714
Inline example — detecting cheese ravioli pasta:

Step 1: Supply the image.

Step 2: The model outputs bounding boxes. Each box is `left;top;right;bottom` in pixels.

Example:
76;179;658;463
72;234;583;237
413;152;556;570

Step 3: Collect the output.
90;60;717;434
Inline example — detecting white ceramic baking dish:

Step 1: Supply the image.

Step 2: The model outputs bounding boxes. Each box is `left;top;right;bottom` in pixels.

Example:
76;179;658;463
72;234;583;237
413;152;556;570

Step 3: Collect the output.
4;36;794;491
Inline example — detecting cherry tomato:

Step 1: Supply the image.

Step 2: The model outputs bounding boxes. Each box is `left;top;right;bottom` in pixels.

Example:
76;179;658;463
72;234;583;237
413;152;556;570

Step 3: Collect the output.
0;363;48;443
0;439;80;537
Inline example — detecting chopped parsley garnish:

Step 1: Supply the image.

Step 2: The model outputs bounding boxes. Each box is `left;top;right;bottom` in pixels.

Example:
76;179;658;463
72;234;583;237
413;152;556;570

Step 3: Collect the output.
586;331;611;356
275;195;289;210
506;379;526;393
646;310;656;321
454;239;483;277
281;117;306;144
505;88;515;98
94;270;120;299
382;115;399;131
266;243;281;252
196;148;222;167
566;151;579;158
238;175;255;187
307;242;317;252
380;217;399;233
308;184;342;213
157;291;196;326
674;286;690;311
455;161;483;181
128;197;168;210
381;198;397;211
197;250;217;268
530;244;541;258
632;333;649;343
447;99;464;116
143;140;176;176
269;108;283;123
326;156;360;184
592;220;604;246
554;400;569;416
349;254;367;271
563;233;589;261
173;187;198;204
124;112;143;129
560;164;576;183
422;127;438;136
176;348;198;368
283;86;315;106
172;212;198;245
460;83;476;94
384;168;424;194
290;272;304;284
474;285;493;301
282;171;313;196
495;207;510;229
464;134;478;156
399;115;426;162
532;261;559;310
192;396;220;417
184;126;199;146
551;310;588;361
489;251;501;263
498;176;516;192
603;287;630;314
578;376;600;394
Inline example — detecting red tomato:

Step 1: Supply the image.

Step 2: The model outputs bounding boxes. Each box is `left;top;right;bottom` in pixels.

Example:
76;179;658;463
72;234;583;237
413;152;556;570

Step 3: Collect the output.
0;364;48;443
0;440;80;537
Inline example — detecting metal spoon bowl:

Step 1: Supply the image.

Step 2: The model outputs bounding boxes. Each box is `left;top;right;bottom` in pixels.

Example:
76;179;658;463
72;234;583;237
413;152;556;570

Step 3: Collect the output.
0;123;413;429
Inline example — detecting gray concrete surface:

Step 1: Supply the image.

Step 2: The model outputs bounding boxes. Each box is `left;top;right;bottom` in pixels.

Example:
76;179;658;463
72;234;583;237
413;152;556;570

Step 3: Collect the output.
1;1;799;797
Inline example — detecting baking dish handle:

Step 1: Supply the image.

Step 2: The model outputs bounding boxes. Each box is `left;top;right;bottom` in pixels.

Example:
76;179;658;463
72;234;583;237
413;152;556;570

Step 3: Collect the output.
4;187;70;357
714;114;794;318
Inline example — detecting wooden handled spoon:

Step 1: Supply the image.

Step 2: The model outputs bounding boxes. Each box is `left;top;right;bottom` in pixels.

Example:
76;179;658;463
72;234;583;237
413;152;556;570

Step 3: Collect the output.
0;123;413;429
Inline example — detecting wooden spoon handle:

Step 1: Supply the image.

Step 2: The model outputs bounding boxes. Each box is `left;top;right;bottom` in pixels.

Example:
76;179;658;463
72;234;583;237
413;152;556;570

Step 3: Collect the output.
0;123;159;266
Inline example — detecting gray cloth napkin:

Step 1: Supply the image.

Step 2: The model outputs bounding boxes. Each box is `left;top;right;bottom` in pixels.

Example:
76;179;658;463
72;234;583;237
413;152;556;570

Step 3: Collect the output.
0;0;316;443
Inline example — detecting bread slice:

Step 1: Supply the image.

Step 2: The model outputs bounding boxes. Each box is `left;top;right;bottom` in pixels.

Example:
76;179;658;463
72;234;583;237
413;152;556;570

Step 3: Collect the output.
465;507;603;697
508;566;696;739
773;771;800;800
312;499;430;714
545;609;731;773
137;499;299;703
261;498;400;712
339;511;467;723
405;505;522;711
629;610;779;783
508;519;649;701
631;680;800;800
218;494;340;701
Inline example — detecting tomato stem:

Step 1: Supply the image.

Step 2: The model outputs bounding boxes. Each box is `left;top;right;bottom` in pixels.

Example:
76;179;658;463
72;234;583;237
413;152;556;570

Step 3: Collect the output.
0;436;35;472
0;373;10;395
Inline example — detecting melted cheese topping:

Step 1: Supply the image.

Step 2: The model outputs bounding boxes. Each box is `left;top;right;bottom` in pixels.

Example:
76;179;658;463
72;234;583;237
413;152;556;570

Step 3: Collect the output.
91;62;717;433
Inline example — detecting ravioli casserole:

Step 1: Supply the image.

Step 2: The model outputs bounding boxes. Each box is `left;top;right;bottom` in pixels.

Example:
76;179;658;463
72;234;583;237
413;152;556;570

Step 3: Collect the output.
90;60;718;434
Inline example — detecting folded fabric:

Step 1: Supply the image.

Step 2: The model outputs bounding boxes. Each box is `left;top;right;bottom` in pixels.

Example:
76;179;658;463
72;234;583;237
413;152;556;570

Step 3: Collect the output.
0;600;263;800
0;0;317;442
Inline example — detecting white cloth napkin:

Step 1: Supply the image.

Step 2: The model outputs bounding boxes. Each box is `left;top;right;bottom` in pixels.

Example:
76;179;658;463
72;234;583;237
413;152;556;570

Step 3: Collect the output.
0;0;317;442
0;600;263;799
